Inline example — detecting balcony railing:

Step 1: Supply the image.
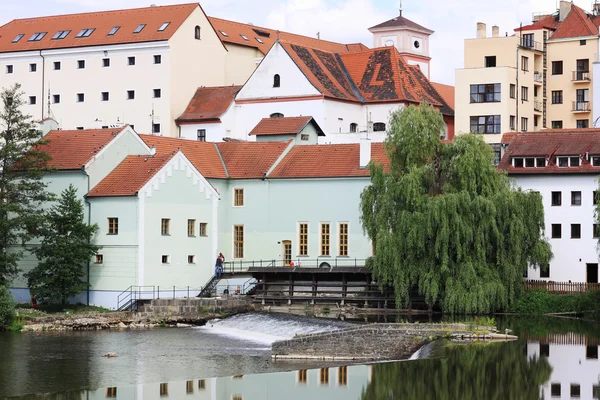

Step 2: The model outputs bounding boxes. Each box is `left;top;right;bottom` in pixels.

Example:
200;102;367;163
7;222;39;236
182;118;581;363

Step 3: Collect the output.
572;101;591;112
534;72;543;83
519;37;543;51
572;70;591;82
534;101;543;112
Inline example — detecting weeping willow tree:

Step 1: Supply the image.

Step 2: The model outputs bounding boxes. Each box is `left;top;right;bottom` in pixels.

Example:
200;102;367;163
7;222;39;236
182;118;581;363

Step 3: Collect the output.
360;105;552;314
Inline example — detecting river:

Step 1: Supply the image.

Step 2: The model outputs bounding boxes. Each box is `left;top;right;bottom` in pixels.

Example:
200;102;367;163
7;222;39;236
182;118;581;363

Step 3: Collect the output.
1;313;599;399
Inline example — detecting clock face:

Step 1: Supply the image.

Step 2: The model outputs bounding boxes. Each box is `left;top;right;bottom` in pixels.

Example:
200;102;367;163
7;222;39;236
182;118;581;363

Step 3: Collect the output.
414;40;421;49
385;39;395;47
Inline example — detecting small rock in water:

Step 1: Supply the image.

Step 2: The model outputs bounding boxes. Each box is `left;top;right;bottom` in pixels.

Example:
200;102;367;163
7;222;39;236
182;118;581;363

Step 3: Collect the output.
103;352;118;358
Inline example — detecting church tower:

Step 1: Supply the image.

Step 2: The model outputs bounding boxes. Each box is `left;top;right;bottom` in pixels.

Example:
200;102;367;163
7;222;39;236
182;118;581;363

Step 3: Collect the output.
368;3;434;79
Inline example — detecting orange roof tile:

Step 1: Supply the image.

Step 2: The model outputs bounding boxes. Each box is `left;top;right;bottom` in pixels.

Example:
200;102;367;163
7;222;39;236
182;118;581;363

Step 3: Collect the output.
431;82;455;112
37;128;124;170
208;17;369;55
0;3;197;53
177;86;242;123
216;141;290;179
551;5;598;39
269;143;389;178
249;116;324;136
140;135;227;179
518;15;560;32
87;154;174;197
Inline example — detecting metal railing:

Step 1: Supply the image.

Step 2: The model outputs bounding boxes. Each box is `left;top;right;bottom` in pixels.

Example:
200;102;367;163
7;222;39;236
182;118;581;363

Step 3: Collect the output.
572;71;591;82
534;72;543;82
572;101;591;112
223;258;368;274
524;280;600;294
534;101;543;112
116;286;156;311
519;37;543;51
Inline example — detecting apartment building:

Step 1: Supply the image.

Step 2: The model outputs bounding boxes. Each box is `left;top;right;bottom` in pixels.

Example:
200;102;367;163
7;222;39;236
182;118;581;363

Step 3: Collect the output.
456;1;600;161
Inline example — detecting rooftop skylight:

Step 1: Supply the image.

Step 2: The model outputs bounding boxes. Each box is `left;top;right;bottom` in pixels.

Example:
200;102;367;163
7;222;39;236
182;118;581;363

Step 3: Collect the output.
134;24;146;34
255;37;264;44
158;22;170;32
12;34;24;43
52;30;71;40
108;26;120;36
240;34;249;41
28;32;47;42
75;28;95;38
219;30;228;37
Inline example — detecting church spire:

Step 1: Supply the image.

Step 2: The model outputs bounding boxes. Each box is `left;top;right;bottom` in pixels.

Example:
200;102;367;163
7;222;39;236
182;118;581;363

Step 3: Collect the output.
399;0;403;16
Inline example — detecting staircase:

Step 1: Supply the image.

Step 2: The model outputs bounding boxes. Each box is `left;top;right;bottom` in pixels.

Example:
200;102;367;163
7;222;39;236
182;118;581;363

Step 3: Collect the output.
196;274;221;298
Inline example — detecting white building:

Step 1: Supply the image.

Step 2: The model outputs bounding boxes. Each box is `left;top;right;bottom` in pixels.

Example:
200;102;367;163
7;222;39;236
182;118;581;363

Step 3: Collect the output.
498;129;600;283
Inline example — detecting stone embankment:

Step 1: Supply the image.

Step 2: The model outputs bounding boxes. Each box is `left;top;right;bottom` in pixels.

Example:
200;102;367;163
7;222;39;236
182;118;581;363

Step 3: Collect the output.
272;323;517;361
22;297;252;332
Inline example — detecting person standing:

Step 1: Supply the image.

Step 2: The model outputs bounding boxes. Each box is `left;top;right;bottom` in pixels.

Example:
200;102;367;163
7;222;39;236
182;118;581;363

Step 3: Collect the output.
215;255;223;277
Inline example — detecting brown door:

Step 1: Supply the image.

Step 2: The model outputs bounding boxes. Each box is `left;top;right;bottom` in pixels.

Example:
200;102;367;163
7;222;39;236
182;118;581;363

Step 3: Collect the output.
282;241;292;266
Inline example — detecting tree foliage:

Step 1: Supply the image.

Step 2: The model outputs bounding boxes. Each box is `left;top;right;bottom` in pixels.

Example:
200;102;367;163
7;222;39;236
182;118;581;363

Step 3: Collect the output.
360;105;552;314
0;84;52;285
26;185;100;304
0;285;15;330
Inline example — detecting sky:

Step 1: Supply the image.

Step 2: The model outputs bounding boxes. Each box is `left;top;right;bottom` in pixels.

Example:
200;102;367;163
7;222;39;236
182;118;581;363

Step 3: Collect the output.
0;0;594;85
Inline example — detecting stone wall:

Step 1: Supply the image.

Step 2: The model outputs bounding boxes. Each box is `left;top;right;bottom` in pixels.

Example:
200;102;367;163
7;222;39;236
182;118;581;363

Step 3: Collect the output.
137;297;252;319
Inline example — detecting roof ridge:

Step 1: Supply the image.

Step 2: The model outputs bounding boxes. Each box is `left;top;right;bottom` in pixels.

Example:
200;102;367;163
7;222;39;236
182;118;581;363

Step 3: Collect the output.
213;143;230;178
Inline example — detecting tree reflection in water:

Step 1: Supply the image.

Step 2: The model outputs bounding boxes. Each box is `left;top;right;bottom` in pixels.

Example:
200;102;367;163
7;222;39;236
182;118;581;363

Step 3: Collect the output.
362;341;552;400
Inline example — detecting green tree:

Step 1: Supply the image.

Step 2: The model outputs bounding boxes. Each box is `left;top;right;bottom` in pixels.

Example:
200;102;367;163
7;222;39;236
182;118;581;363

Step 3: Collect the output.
360;105;552;314
26;185;99;304
0;83;52;285
0;285;15;330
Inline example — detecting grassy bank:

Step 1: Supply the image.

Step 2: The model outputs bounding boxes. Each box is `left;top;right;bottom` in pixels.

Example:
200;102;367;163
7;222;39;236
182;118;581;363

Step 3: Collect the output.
509;289;600;316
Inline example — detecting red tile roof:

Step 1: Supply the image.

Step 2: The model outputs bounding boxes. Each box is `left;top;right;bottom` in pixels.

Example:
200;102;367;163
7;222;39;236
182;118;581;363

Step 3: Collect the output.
519;15;560;32
140;135;227;179
0;3;198;53
269;143;389;178
369;14;433;33
431;82;455;112
177;86;242;123
208;17;368;55
551;5;598;39
498;129;600;174
216;141;290;178
37;128;124;170
87;154;174;197
249;116;324;136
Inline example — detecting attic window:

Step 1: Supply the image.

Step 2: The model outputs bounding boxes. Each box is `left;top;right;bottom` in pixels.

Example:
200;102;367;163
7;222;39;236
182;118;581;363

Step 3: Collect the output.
28;32;47;42
76;28;95;38
134;24;146;34
270;113;284;118
12;34;24;43
373;122;386;132
158;22;170;32
273;74;280;88
252;28;271;38
52;30;71;40
240;34;249;41
195;26;201;40
255;37;264;44
108;26;120;36
219;30;229;37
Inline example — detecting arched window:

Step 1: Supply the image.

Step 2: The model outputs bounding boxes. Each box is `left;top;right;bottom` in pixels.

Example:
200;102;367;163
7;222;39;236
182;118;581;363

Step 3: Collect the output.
273;74;280;88
270;112;284;118
194;26;201;40
373;122;386;132
350;123;358;133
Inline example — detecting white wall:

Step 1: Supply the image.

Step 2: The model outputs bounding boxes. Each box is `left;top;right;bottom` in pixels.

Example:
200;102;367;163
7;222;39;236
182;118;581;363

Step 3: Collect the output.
179;101;236;142
593;59;600;127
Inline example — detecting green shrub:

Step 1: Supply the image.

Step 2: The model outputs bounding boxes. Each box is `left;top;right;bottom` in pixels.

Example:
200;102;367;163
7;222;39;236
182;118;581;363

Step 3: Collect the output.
511;290;600;314
0;285;16;330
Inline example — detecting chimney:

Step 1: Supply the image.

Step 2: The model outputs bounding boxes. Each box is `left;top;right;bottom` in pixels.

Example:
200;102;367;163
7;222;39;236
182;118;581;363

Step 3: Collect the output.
360;137;371;168
150;145;156;156
492;25;499;38
476;22;487;39
559;1;572;22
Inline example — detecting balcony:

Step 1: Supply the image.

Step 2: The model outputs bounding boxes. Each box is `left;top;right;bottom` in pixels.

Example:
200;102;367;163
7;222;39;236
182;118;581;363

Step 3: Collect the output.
572;71;591;82
519;37;543;52
534;72;543;84
534;101;543;112
572;101;591;113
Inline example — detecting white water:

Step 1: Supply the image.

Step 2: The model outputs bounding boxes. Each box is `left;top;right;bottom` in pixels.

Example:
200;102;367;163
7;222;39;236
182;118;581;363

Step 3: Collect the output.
197;313;351;345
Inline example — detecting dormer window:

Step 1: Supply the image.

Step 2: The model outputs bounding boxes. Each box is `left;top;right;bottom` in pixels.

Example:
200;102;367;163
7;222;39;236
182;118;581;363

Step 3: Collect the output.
557;156;569;167
270;113;284;118
255;37;264;44
195;26;201;40
108;26;120;36
513;158;524;168
219;30;228;37
240;34;249;41
28;32;47;42
592;156;600;167
524;158;535;168
12;34;24;43
273;74;280;88
158;22;170;32
556;156;580;168
76;28;95;38
536;158;546;167
350;123;358;133
134;24;146;34
570;157;580;167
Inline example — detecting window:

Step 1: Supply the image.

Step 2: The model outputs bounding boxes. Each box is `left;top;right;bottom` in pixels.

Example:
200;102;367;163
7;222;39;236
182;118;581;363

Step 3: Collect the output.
273;74;280;88
195;26;201;40
197;129;206;142
108;218;118;234
470;83;500;103
134;24;146;34
106;387;117;397
159;383;168;397
6;65;13;74
240;34;249;41
594;224;599;239
552;60;563;75
594;385;600;399
28;32;47;41
299;223;308;256
551;191;562;206
550;383;561;397
540;264;550;278
234;225;244;258
199;223;207;237
595;191;599;205
29;63;37;72
270;112;284;118
319;368;329;385
580;39;587;46
594;157;600;167
320;223;330;256
128;56;135;66
188;255;195;264
339;223;348;256
255;37;264;44
536;157;546;167
551;120;562;129
572;191;582;205
510;115;516;130
350;123;358;133
521;56;529;71
78;60;85;69
158;22;170;32
524;158;535;168
551;224;561;239
521;86;528;101
513;158;524;168
95;254;103;264
373;122;386;132
484;56;496;67
187;219;195;236
219;30;229;37
52;94;60;104
127;90;135;100
570;156;580;167
510;84;516;99
77;93;85;103
12;34;24;43
521;117;528;132
298;370;308;384
52;30;71;40
551;90;563;104
577;119;589;128
198;380;206;390
153;89;161;98
234;189;244;207
76;28;95;38
161;218;170;235
571;384;581;398
29;96;36;105
470;115;500;134
521;33;534;47
338;366;348;386
154;55;162;64
102;58;110;67
571;224;581;239
54;61;61;70
108;26;120;36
